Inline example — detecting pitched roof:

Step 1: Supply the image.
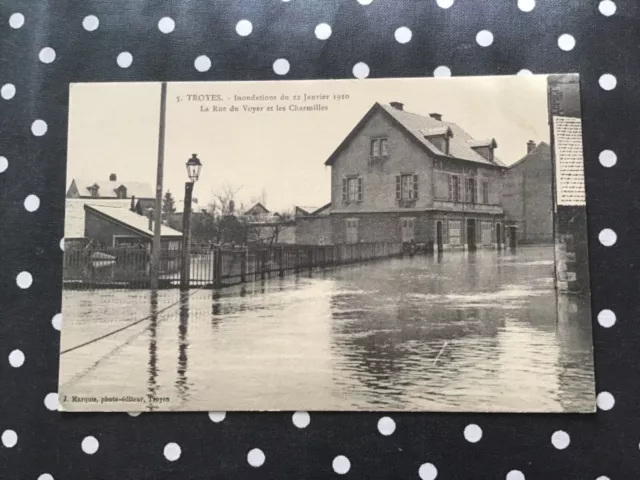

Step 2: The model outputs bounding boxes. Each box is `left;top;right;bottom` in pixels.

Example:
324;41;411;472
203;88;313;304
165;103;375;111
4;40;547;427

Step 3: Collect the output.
552;116;586;206
85;204;183;238
421;126;452;137
69;178;154;198
310;203;331;215
65;199;131;238
467;138;497;149
325;103;506;167
244;202;270;215
508;142;551;169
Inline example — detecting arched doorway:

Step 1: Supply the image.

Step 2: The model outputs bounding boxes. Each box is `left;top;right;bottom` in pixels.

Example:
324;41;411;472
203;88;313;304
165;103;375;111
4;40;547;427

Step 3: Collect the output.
436;221;443;251
496;223;502;249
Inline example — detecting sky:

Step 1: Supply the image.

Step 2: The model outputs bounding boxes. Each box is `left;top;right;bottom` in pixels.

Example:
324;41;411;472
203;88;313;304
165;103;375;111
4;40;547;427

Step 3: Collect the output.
67;75;550;212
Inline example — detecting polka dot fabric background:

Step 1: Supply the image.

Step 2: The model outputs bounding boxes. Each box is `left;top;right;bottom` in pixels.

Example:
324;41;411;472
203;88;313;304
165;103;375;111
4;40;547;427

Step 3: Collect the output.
1;0;639;478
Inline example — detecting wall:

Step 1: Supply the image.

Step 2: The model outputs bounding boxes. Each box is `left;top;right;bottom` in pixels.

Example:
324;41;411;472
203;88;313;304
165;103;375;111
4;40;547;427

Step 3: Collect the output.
502;144;553;243
330;108;434;213
432;160;504;207
556;206;590;293
330;211;501;248
295;216;333;245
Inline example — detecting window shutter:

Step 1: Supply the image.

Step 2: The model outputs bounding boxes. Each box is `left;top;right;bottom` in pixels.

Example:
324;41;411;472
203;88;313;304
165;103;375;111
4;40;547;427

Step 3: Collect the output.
395;176;401;200
357;177;363;202
371;139;379;157
342;178;347;203
448;175;453;201
413;174;418;199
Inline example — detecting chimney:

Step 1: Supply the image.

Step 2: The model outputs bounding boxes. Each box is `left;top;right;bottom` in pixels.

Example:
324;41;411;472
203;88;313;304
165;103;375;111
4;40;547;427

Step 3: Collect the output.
527;140;536;153
109;173;117;181
429;113;442;121
130;195;136;212
390;101;404;111
147;208;153;231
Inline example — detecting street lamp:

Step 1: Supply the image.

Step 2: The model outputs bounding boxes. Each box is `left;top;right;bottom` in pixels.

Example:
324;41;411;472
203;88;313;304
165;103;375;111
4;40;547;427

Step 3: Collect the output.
180;154;202;289
186;153;202;183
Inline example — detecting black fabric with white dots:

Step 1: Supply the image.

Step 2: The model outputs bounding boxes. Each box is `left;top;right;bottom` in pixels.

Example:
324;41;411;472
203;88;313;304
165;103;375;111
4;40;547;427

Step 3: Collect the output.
1;0;639;478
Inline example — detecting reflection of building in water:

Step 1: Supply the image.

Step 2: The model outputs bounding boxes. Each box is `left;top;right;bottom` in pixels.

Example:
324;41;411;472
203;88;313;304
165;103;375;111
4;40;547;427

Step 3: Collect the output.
147;290;159;411
555;294;595;411
328;265;504;409
176;291;191;406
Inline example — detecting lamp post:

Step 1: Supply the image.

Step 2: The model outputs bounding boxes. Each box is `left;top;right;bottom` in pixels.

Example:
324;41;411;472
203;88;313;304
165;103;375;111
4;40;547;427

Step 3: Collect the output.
180;154;202;289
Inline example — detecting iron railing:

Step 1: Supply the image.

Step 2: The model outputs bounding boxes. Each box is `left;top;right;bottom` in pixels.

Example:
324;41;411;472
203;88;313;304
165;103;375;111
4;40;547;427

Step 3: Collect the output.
62;242;403;290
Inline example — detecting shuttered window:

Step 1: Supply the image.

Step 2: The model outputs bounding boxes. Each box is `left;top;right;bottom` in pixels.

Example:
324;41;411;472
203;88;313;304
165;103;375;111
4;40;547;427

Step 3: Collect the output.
448;175;460;201
482;180;489;204
397;174;418;201
370;138;389;158
344;177;363;203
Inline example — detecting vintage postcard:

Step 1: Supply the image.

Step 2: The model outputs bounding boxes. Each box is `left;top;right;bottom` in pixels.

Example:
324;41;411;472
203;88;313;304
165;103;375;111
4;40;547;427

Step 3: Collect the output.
58;74;595;412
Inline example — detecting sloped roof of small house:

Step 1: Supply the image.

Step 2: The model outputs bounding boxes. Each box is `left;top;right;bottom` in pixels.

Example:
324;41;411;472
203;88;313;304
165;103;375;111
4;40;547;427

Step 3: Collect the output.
553;116;586;206
64;199;131;238
325;103;506;168
507;142;551;169
85;204;183;238
244;202;270;216
310;203;331;215
69;178;154;198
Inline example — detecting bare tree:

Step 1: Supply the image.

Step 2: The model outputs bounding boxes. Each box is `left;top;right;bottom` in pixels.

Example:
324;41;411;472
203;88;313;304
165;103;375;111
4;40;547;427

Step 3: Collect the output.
246;208;295;246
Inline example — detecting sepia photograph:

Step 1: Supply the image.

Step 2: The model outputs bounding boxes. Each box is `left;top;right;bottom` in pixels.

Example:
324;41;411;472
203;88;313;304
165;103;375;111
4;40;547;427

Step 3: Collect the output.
58;75;595;412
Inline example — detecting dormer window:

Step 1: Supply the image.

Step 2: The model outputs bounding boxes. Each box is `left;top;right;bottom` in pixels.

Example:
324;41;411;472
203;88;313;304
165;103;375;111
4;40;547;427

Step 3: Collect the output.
370;137;389;158
422;126;453;155
115;185;127;199
88;183;100;197
468;138;498;162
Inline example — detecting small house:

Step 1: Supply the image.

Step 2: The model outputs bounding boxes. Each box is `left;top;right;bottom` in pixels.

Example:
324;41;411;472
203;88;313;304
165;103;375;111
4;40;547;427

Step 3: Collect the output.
83;204;182;249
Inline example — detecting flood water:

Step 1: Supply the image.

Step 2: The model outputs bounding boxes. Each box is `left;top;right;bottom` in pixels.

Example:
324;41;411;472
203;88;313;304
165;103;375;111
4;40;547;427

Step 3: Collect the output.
59;246;595;412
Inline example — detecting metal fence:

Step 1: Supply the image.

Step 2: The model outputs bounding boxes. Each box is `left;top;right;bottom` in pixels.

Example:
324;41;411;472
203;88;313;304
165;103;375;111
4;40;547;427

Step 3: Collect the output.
63;242;403;290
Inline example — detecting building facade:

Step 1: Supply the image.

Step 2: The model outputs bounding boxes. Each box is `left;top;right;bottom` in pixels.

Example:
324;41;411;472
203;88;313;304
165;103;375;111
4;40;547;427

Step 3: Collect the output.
547;74;590;294
502;142;554;244
321;102;508;250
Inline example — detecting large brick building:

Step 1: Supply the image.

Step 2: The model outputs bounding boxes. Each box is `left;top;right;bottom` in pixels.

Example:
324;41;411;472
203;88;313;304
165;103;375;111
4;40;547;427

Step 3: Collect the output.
502;141;554;244
312;102;509;250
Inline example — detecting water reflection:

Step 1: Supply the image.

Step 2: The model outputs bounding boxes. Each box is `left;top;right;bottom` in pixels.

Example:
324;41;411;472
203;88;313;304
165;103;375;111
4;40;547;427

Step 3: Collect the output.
176;290;190;406
147;289;159;411
60;246;594;412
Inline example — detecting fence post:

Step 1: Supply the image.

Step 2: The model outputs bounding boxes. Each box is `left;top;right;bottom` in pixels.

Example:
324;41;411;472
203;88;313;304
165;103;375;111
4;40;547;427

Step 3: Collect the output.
241;247;247;283
213;247;222;288
260;249;266;280
278;246;285;277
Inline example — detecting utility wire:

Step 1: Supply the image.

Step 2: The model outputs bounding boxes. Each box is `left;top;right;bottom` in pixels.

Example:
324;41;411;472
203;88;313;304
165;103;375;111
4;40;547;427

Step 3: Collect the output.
60;286;206;355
